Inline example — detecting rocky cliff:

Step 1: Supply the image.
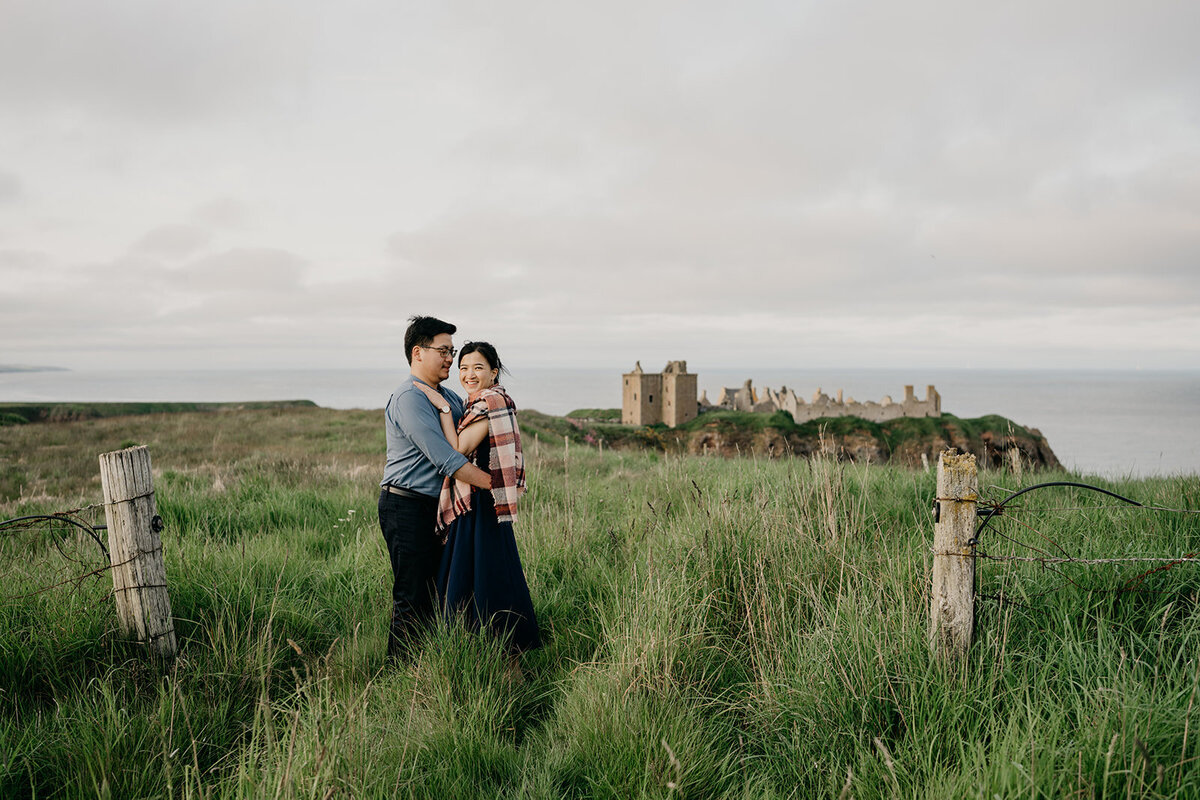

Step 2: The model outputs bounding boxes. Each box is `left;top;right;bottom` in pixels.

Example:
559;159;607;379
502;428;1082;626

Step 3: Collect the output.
681;412;1060;469
550;409;1061;470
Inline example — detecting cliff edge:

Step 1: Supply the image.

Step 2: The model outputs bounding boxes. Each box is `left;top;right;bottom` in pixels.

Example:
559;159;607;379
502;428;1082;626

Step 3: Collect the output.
543;409;1060;470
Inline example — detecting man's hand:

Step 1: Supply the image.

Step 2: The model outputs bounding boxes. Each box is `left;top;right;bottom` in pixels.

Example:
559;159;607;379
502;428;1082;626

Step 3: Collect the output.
452;462;492;489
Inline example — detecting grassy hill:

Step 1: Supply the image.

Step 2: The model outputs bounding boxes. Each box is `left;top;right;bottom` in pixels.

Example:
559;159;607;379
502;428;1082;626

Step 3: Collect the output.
0;400;317;426
1;406;1197;797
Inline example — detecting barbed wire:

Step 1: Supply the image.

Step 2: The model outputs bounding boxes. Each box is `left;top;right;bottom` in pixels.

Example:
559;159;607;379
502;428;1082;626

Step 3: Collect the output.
980;481;1200;517
55;500;109;516
937;551;1199;566
0;511;109;558
1;507;112;602
940;480;1200;605
979;504;1200;515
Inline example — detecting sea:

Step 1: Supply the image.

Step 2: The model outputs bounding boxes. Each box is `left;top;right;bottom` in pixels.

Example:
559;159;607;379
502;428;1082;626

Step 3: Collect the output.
3;367;1199;478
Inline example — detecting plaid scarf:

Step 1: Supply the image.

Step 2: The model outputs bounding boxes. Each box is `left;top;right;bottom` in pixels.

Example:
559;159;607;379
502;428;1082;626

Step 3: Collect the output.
436;384;525;537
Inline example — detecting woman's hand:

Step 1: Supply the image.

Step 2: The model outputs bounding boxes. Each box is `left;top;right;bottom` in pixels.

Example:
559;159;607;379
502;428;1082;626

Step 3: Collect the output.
413;381;448;410
415;381;463;451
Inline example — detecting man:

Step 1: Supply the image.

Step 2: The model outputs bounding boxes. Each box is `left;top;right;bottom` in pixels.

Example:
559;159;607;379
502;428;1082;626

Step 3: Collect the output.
379;315;491;661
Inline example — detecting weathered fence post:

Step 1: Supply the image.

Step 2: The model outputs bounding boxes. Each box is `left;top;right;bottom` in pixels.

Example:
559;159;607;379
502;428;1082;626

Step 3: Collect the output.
99;446;177;658
930;449;977;659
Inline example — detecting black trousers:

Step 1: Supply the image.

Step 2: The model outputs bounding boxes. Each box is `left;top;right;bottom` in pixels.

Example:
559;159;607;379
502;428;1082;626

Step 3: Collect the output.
378;488;443;659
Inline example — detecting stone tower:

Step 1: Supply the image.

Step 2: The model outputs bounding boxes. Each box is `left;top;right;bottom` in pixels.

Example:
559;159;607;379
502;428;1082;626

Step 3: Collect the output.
622;360;697;428
622;361;662;425
661;360;698;427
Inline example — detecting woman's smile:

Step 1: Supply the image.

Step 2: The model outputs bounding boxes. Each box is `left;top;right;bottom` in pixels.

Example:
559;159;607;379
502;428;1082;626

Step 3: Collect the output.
459;351;498;393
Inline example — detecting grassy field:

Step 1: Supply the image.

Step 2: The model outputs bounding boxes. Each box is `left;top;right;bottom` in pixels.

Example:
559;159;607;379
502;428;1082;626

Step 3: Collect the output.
0;401;318;427
2;407;1199;798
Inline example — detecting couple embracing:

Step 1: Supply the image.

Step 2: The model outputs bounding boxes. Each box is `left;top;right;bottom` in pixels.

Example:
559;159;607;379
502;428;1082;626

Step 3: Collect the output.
378;315;540;667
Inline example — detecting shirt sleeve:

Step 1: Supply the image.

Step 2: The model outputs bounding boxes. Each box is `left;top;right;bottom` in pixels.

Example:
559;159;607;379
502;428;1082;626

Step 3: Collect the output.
392;388;469;478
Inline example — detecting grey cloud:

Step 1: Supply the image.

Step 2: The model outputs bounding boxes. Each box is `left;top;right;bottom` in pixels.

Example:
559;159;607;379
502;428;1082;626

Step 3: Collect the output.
0;2;314;119
4;0;1200;370
109;257;457;345
0;170;22;203
130;224;213;259
377;0;1200;325
443;2;1196;177
192;198;252;230
2;248;346;362
430;2;1200;225
178;249;308;292
387;196;1183;322
0;249;52;272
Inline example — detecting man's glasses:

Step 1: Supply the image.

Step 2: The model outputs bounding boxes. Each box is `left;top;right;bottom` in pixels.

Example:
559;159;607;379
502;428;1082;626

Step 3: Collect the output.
420;345;457;359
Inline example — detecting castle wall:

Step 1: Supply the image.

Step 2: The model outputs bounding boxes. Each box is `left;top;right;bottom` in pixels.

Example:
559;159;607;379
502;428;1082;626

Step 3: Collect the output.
622;371;662;425
715;380;755;412
715;381;941;424
662;371;698;427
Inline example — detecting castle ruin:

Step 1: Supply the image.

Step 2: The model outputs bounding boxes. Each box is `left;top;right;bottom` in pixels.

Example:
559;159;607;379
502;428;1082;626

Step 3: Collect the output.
622;361;699;427
623;360;941;428
702;381;941;423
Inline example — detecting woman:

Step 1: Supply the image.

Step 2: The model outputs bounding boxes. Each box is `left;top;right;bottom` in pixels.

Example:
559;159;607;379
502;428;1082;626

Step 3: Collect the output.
414;342;541;656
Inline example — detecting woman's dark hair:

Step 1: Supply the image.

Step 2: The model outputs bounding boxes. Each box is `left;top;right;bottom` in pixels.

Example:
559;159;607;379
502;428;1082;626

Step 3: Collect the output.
458;341;507;376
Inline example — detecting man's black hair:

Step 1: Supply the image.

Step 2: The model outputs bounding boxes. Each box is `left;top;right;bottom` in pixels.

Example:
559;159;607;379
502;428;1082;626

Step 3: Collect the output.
404;316;456;364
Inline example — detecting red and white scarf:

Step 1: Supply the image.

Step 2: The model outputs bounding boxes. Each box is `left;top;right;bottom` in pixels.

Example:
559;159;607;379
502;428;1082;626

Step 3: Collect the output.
436;384;525;537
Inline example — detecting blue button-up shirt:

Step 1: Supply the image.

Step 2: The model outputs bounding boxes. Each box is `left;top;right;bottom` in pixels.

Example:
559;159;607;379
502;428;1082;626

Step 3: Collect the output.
381;377;469;498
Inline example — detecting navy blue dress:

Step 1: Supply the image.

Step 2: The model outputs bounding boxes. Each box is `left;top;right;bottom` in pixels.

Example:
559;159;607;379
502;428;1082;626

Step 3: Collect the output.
437;437;541;653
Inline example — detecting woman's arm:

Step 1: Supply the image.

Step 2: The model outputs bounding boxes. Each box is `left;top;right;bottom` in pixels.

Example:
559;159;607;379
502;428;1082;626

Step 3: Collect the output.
413;382;462;447
414;382;490;454
456;418;489;455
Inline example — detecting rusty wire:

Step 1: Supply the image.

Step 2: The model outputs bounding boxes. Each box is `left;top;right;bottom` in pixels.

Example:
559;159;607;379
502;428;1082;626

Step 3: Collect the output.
1;508;112;602
952;480;1200;604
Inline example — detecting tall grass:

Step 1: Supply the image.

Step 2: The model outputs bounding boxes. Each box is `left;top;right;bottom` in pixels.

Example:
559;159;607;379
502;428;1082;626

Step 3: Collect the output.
1;409;1198;797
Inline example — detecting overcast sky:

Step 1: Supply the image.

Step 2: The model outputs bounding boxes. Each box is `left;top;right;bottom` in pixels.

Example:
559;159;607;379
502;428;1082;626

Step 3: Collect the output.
2;1;1198;372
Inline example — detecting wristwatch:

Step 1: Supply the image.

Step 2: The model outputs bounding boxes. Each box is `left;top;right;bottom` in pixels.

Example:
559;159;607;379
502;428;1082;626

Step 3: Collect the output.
439;405;451;414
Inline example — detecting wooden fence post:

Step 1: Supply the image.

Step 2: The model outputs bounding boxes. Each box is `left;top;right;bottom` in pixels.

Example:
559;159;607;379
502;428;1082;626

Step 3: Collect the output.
99;445;177;658
930;449;977;659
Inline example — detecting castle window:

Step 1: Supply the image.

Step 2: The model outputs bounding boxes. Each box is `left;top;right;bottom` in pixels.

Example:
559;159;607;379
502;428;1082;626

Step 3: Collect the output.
649;394;654;403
